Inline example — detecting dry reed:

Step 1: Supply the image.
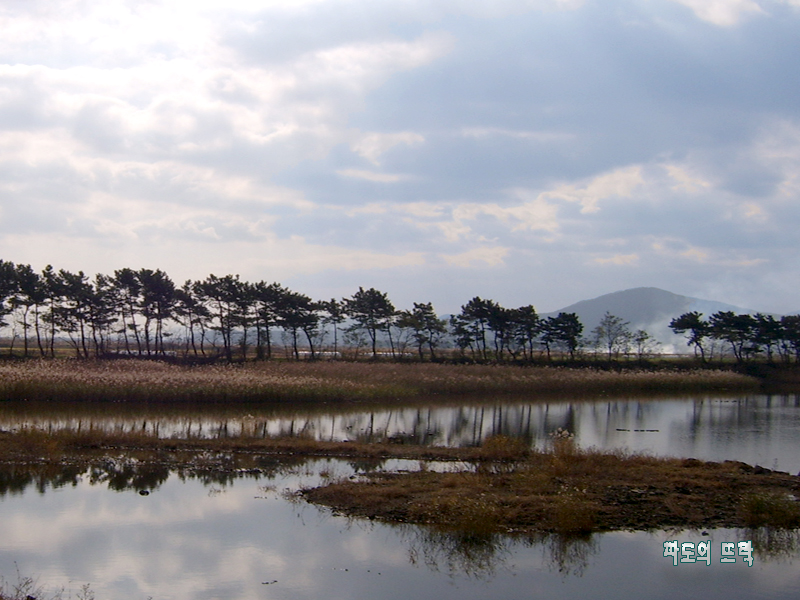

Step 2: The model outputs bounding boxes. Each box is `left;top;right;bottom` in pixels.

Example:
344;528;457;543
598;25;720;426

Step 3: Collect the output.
0;359;758;404
303;436;800;536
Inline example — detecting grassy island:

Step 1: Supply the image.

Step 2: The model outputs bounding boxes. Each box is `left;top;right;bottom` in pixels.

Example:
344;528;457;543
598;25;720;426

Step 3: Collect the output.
302;435;800;535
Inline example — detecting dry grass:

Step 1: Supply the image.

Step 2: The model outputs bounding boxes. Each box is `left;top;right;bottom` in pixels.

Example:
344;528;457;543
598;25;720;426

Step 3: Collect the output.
0;427;541;471
740;492;800;528
0;359;759;404
303;436;800;535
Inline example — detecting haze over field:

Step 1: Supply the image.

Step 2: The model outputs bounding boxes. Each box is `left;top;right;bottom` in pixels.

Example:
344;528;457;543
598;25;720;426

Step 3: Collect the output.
1;0;799;315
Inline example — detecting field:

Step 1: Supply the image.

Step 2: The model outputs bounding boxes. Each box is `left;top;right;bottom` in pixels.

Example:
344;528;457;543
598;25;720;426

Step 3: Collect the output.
0;358;760;403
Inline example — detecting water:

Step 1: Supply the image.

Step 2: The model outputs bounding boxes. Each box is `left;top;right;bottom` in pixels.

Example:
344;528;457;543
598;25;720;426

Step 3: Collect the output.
1;463;798;600
1;394;800;598
3;393;800;471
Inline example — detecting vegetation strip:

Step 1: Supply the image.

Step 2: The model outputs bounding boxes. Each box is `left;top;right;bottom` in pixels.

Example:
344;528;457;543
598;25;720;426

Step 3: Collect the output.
302;437;800;535
0;260;799;365
0;359;759;404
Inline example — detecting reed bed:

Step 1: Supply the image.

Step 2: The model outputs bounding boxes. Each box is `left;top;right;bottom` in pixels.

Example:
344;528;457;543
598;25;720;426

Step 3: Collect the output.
0;359;758;404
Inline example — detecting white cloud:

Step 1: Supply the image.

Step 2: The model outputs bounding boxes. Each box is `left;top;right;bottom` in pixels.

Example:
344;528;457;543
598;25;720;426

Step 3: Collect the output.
493;190;561;232
351;131;425;165
344;202;390;216
430;219;474;243
461;127;574;143
651;238;767;268
356;165;646;248
0;229;428;284
269;236;428;272
0;0;797;314
336;169;407;182
541;166;644;214
398;202;446;218
663;164;711;193
297;31;454;92
397;0;586;19
752;119;800;200
441;246;509;267
593;253;639;266
0;17;452;182
667;0;764;26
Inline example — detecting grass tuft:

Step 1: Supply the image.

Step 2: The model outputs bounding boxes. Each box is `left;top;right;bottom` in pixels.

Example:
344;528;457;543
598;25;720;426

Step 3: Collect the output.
479;435;530;462
553;488;597;534
740;493;800;528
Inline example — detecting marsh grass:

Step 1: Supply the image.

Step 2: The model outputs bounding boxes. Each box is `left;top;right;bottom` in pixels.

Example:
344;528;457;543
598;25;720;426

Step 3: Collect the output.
303;437;800;536
476;435;530;466
740;492;800;528
0;359;758;404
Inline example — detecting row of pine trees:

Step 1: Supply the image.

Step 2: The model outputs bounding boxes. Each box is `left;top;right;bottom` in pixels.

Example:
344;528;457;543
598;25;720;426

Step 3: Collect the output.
0;260;585;361
0;259;798;363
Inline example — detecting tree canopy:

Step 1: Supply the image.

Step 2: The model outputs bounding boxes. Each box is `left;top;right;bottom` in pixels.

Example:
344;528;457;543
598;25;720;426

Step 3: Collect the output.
0;258;795;365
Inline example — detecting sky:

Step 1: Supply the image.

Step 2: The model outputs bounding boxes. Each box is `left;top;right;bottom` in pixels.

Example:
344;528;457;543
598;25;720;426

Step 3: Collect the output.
1;0;799;315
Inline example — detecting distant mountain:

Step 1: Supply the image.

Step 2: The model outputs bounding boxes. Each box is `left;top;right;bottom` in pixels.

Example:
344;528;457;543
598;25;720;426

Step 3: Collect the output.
542;287;761;351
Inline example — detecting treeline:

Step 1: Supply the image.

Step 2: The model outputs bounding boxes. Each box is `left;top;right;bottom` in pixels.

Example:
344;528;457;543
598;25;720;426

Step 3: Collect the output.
0;259;796;364
669;311;800;364
0;260;588;362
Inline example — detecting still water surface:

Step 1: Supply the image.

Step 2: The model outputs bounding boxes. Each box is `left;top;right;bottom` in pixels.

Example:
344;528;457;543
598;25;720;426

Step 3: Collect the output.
1;394;800;598
1;462;798;600
2;393;799;470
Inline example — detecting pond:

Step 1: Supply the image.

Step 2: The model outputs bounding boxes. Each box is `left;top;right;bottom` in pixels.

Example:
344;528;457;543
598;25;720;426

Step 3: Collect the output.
2;393;800;471
1;393;800;598
1;458;800;600
0;460;798;600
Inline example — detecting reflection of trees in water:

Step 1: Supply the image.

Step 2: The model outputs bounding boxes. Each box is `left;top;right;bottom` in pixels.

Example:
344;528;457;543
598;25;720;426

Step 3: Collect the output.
0;463;85;496
347;457;387;473
745;527;800;561
683;394;799;446
17;395;797;451
89;459;170;492
403;527;511;580
0;455;307;495
531;532;599;577
0;401;570;446
400;525;598;580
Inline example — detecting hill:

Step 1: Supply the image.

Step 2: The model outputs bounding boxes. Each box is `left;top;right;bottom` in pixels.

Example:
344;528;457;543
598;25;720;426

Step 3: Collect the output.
542;287;759;351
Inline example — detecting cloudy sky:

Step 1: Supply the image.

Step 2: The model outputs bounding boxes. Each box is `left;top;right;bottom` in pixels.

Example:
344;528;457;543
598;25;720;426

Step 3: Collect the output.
1;0;799;314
